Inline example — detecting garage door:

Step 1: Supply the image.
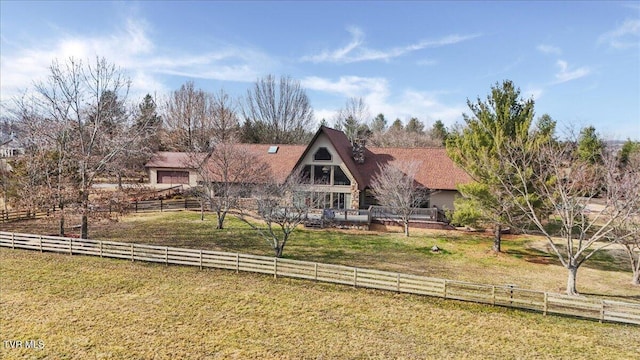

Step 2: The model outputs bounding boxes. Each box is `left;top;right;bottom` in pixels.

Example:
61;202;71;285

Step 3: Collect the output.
157;171;190;184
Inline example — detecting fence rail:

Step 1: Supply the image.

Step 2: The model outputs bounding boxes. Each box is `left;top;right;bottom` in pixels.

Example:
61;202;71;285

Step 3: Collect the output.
369;205;448;223
0;209;54;223
128;198;202;213
1;231;638;326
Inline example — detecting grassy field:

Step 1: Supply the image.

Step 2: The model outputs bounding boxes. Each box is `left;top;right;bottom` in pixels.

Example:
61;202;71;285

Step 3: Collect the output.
3;210;638;301
1;248;638;359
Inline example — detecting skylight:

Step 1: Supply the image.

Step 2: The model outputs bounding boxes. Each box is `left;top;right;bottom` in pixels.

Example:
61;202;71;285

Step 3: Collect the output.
268;146;279;154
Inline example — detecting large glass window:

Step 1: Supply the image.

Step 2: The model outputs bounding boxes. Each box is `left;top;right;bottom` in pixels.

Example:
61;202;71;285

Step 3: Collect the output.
312;192;331;208
301;165;311;184
314;165;331;185
314;147;332;161
333;166;351;186
333;193;345;209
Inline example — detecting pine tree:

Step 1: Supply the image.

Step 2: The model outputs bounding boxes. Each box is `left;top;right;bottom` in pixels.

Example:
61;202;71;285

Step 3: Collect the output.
446;80;544;252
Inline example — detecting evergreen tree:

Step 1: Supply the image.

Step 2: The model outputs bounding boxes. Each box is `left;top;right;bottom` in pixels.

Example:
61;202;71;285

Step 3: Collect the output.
576;126;605;165
391;118;404;130
618;139;640;169
405;117;425;134
446;80;547;252
136;94;162;151
371;113;387;133
431;120;449;145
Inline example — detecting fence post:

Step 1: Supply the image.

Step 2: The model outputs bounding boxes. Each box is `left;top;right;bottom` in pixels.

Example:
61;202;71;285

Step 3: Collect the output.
185;198;188;210
236;253;240;273
600;300;605;323
507;284;516;306
165;247;168;266
543;292;548;316
11;233;14;249
69;238;73;255
397;273;401;293
199;250;203;270
131;243;134;262
39;236;42;253
491;286;495;306
443;280;448;299
354;268;358;288
160;199;163;212
135;201;138;213
274;258;277;279
100;241;103;258
314;263;318;281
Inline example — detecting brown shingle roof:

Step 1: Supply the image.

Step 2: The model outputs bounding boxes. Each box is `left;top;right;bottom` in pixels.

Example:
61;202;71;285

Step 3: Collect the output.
145;152;193;168
237;144;306;183
145;128;471;190
145;146;305;184
355;147;471;190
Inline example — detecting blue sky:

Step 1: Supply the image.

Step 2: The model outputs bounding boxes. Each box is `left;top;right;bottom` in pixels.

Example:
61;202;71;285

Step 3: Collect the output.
1;1;639;139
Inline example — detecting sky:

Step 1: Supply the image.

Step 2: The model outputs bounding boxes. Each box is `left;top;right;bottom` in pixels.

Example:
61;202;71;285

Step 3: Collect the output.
1;1;639;140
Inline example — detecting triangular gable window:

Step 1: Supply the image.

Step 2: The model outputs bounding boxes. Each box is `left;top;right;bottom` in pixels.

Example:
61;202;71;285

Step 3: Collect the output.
314;147;332;161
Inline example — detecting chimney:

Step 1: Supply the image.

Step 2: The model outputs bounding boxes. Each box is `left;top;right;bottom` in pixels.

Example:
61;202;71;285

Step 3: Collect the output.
352;138;366;164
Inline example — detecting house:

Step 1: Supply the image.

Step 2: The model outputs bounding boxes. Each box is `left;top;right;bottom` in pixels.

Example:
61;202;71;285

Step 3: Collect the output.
0;138;24;159
145;126;471;211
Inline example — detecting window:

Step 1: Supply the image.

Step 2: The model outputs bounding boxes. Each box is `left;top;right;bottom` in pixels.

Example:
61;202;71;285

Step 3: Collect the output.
311;192;331;208
301;165;311;184
314;165;330;185
333;166;351;186
332;193;346;209
314;147;332;161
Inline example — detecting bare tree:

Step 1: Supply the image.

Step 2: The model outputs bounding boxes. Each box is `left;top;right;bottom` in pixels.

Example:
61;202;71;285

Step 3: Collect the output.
618;225;640;285
24;57;151;239
164;81;210;151
612;154;640;285
242;75;314;144
370;160;430;237
165;84;240;151
11;91;77;235
189;141;271;229
497;136;639;295
237;169;310;257
208;89;240;143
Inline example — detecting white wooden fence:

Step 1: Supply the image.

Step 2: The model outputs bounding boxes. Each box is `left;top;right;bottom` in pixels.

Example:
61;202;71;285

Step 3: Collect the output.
1;231;638;326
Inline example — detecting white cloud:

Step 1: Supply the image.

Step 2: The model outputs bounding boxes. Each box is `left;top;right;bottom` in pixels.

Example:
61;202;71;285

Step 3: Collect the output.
598;19;640;49
554;60;591;84
536;44;562;55
0;17;273;103
524;87;544;101
302;76;388;98
304;76;464;128
395;90;465;127
301;27;480;64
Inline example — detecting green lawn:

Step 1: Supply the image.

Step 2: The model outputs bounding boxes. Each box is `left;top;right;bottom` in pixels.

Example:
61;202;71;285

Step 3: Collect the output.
3;210;638;301
1;248;638;359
